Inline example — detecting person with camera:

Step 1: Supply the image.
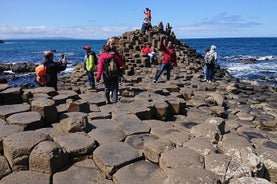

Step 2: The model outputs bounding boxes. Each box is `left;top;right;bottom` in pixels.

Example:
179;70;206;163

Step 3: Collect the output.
41;51;67;90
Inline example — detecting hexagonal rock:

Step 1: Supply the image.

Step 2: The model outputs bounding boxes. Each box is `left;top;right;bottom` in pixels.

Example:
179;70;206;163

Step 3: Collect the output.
28;86;58;97
53;132;97;158
87;119;118;130
218;133;264;177
164;167;220;184
29;140;68;174
124;133;158;154
112;114;150;136
252;138;277;183
66;99;90;113
113;160;167;184
164;131;191;147
88;127;125;145
93;142;143;179
0;104;30;120
0;87;22;105
229;176;272;184
0;170;50;184
144;139;174;163
79;93;106;106
159;147;204;175
88;111;112;120
3;131;48;171
31;98;58;124
153;101;170;120
204;152;232;183
143;120;178;138
190;122;222;143
0;155;11;180
184;137;217;156
53;159;113;184
6;111;43;130
0;124;24;153
59;112;88;133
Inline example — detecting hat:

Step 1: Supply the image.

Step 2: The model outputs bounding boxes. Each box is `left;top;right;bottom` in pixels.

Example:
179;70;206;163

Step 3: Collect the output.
83;45;91;51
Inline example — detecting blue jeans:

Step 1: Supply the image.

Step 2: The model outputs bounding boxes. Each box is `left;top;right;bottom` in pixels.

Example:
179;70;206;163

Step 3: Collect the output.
154;63;172;81
204;64;208;80
148;52;157;63
87;71;95;88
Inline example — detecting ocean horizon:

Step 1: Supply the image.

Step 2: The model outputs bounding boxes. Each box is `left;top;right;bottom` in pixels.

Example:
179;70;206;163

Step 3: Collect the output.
1;37;277;86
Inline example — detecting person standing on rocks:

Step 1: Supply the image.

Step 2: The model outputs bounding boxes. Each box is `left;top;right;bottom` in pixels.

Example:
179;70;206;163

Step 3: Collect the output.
41;51;67;91
207;45;217;82
201;48;210;82
83;45;97;89
144;8;151;21
153;36;177;83
96;45;124;104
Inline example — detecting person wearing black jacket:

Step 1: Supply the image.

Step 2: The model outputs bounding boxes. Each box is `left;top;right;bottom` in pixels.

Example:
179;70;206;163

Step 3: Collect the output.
42;51;67;90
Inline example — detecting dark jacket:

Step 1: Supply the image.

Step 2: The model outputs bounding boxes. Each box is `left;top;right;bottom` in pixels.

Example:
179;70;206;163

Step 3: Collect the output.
42;59;67;90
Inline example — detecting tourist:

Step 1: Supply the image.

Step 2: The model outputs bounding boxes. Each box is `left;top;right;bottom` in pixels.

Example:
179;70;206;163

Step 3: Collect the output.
153;36;177;83
141;43;158;64
165;23;172;35
208;45;217;82
201;48;210;82
158;21;164;34
96;45;124;104
41;51;67;91
83;45;97;89
144;8;151;21
141;18;152;34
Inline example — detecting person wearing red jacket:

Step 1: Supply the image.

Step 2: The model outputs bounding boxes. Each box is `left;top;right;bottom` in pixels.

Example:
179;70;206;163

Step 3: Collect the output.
153;36;177;83
96;45;124;104
141;43;157;64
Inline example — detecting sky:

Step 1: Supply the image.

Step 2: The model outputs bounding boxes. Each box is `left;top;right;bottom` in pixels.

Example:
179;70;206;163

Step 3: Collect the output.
1;0;276;39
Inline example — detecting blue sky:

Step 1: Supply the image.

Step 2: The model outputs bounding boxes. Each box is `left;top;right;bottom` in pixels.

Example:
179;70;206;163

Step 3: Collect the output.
1;0;276;39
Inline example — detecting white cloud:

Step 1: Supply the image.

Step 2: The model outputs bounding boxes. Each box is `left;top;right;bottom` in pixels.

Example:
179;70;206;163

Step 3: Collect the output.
0;24;137;39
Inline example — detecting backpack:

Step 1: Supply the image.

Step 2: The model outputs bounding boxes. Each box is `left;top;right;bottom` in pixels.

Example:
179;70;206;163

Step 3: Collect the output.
103;56;119;80
85;52;98;72
206;52;215;64
35;65;47;86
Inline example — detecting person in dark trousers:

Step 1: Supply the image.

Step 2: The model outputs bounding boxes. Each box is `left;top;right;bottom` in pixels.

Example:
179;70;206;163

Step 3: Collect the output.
201;48;210;82
83;45;97;89
96;45;124;104
153;36;177;83
42;51;67;90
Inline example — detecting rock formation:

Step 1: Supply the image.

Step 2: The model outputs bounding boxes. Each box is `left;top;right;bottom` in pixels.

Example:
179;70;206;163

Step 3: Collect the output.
0;25;276;184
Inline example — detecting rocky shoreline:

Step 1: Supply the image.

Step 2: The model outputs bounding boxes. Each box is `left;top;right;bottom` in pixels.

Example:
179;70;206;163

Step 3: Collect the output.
0;26;276;183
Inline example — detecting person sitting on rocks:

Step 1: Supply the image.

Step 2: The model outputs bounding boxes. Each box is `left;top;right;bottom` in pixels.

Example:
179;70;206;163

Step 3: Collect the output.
158;21;164;34
141;18;152;34
141;43;158;64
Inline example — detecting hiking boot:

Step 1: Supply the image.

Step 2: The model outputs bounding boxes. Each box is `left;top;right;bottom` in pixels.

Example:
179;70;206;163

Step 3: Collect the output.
200;79;207;82
153;79;157;83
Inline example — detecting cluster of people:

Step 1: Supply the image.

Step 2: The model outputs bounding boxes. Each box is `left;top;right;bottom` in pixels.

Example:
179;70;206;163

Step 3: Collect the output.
37;7;218;105
141;8;152;34
201;45;217;82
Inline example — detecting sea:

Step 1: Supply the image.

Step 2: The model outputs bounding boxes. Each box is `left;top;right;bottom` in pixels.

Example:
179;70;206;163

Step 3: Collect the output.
0;37;277;87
